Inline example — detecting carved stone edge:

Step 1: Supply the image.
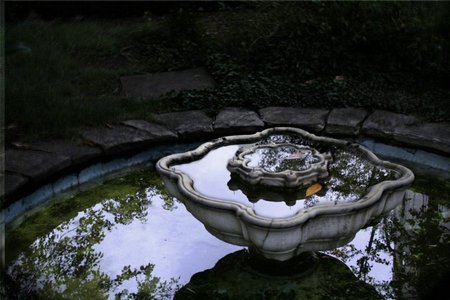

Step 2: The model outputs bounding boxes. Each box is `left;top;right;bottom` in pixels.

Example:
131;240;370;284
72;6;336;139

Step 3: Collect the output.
156;127;415;229
227;144;331;189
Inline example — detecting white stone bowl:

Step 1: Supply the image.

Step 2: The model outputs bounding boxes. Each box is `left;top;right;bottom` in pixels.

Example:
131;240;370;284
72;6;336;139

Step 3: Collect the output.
156;127;414;261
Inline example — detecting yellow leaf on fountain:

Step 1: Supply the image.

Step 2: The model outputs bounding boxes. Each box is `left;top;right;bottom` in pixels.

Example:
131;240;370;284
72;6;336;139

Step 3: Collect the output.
306;183;322;197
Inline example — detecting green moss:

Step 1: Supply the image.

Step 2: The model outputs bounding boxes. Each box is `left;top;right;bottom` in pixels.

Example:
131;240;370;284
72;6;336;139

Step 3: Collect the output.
409;170;450;206
5;166;181;299
6;165;169;263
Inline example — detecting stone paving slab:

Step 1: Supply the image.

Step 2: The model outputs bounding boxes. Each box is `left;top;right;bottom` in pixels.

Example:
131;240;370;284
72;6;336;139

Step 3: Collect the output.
362;110;419;138
362;110;450;153
214;107;264;135
390;122;450;154
259;107;329;132
325;108;368;136
122;120;177;141
3;172;30;198
5;149;71;182
4;106;450;205
30;139;102;166
153;110;214;139
120;68;215;98
81;125;155;156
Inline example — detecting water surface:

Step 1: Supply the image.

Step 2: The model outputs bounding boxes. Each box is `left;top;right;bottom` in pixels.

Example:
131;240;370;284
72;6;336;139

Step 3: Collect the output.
5;159;449;299
174;136;397;218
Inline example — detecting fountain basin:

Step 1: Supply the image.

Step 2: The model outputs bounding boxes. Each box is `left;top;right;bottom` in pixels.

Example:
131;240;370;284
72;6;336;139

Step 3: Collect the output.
157;127;414;261
227;143;332;189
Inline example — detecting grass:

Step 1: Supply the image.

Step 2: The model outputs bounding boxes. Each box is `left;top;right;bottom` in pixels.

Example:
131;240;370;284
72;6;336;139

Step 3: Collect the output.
6;19;151;141
5;2;450;142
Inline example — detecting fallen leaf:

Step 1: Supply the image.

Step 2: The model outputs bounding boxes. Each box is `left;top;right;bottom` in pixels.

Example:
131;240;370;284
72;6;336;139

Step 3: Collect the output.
306;183;322;197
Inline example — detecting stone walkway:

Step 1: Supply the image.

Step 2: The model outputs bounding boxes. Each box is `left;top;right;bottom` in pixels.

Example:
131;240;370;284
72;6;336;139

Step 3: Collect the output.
3;107;450;206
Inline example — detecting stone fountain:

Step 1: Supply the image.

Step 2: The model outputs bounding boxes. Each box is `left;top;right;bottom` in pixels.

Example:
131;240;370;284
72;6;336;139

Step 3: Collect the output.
157;128;414;261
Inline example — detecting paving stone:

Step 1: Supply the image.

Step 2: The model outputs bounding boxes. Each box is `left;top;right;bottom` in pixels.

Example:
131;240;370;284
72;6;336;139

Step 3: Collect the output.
153;110;214;139
122;120;177;141
362;110;450;154
214;107;265;135
325;108;368;135
30;139;102;166
3;172;29;198
259;107;329;132
391;122;450;154
362;110;419;138
81;125;155;155
5;149;71;181
120;68;215;98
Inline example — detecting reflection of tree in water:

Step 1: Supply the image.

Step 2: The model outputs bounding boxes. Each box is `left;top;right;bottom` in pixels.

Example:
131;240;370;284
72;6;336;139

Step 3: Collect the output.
326;191;450;299
7;185;181;299
323;149;397;202
256;134;307;146
256;134;336;154
245;146;316;172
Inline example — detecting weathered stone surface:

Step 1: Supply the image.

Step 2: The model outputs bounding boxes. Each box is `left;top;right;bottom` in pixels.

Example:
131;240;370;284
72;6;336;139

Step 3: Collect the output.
362;110;450;154
3;172;29;198
391;122;450;154
30;139;102;166
362;110;419;138
119;68;215;98
259;107;329;132
325;108;368;135
153;110;214;139
214;107;265;135
81;125;155;155
122;120;177;141
5;149;71;181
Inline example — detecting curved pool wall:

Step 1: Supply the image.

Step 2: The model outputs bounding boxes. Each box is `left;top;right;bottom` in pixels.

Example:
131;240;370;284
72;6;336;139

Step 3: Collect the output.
1;142;201;226
2;132;450;298
3;138;450;227
355;138;450;173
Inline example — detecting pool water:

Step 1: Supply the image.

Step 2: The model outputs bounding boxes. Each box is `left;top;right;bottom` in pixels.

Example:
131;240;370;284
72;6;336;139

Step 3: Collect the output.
4;160;450;299
174;140;397;218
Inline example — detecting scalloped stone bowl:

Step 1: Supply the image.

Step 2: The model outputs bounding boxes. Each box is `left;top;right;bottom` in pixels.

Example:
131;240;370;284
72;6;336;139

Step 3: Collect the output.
227;143;332;189
157;127;414;261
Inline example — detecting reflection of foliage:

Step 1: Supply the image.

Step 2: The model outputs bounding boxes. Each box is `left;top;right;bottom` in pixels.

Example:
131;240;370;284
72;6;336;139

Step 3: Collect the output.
256;134;307;147
115;264;181;300
246;146;316;172
103;191;150;225
256;134;336;154
6;167;181;299
326;187;450;299
117;265;181;300
387;205;450;299
325;149;396;201
303;196;320;209
233;135;398;207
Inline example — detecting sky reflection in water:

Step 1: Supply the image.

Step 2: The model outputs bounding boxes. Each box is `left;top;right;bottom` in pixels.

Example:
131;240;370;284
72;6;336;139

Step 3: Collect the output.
6;158;449;299
174;143;396;218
